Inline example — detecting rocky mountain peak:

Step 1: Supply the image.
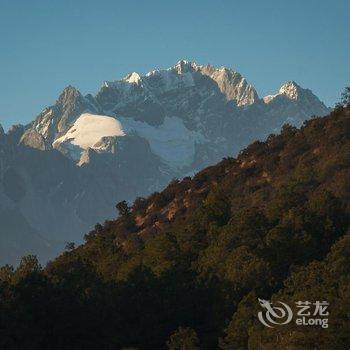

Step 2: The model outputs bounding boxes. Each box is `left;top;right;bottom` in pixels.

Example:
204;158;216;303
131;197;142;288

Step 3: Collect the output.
278;80;302;100
57;85;85;108
20;85;100;150
198;64;258;106
162;60;258;106
263;81;323;105
123;72;142;85
172;59;198;74
98;60;258;112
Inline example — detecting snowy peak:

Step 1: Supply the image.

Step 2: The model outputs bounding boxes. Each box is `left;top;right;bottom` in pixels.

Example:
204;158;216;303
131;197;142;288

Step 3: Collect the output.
262;80;330;127
278;80;302;100
104;72;145;89
20;60;330;168
123;72;142;85
264;81;319;104
201;66;258;105
100;60;257;107
172;59;198;74
171;60;258;106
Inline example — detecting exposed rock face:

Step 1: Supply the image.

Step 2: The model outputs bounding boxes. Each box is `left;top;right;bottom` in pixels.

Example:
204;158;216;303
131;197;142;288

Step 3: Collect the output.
199;64;258;105
21;86;101;149
20;129;47;150
2;60;330;265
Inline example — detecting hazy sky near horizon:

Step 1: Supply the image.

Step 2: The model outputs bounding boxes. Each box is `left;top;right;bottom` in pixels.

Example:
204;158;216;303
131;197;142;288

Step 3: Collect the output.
0;0;349;130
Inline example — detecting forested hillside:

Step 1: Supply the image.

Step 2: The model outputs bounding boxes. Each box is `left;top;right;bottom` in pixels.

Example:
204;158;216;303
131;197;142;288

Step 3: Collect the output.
1;105;349;349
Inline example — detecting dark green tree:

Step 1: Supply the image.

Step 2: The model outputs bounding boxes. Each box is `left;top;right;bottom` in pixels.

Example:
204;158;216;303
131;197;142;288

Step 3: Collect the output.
339;86;350;107
116;200;131;216
336;86;350;108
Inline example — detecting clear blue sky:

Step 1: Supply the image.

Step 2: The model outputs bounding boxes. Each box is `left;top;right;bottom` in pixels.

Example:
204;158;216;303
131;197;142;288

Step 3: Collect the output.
0;0;349;130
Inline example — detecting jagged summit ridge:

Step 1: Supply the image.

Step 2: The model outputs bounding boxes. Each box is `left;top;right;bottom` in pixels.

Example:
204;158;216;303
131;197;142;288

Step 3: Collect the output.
263;80;326;104
20;84;101;149
171;59;199;74
278;80;301;99
103;60;258;107
19;60;330;169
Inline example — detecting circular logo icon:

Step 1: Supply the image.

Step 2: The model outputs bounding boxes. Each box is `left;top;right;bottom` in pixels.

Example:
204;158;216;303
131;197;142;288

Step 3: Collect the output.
258;298;293;328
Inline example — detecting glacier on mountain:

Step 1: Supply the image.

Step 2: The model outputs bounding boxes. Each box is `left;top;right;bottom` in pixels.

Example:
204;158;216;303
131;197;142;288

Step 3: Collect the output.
54;113;205;169
53;113;124;151
117;116;205;169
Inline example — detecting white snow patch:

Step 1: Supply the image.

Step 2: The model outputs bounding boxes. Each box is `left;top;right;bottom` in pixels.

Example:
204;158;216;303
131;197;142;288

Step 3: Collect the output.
145;69;195;93
53;113;205;169
263;94;278;103
118;116;205;169
123;72;142;84
53;113;125;150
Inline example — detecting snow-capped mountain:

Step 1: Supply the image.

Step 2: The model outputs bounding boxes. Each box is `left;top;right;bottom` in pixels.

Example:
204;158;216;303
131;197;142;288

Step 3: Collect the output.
1;60;330;264
21;60;330;170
